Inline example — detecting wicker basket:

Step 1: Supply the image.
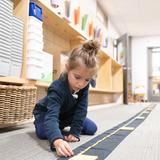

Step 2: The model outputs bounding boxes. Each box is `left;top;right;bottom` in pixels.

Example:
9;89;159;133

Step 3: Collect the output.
0;85;37;125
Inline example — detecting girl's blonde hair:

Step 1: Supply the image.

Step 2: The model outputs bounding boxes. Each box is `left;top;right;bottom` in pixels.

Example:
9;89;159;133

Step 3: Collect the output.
67;39;100;72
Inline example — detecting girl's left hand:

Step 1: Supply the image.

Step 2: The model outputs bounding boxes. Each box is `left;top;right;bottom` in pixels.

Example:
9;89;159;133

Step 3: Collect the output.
64;134;79;142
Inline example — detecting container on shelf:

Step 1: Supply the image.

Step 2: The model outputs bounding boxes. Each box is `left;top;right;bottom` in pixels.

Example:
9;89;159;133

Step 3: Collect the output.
10;61;22;77
27;51;43;65
40;52;53;83
28;16;43;28
51;0;60;8
0;47;11;59
28;32;43;41
27;15;43;51
29;2;43;21
0;58;10;76
27;63;43;80
28;38;43;50
28;25;43;38
27;50;43;80
11;16;23;77
0;0;13;15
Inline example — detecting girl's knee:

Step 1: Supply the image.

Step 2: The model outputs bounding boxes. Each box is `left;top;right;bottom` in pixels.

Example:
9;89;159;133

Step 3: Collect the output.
87;123;97;135
34;122;47;139
36;130;47;139
82;118;97;135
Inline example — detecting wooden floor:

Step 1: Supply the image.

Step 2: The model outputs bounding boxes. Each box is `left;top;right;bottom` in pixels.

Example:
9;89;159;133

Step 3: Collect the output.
0;103;159;160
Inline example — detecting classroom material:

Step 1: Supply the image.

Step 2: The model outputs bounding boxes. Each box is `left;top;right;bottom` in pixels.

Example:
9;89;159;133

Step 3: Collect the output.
69;154;98;160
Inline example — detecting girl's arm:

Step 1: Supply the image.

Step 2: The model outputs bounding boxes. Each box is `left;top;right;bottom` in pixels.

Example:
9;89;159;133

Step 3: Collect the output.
44;87;74;157
44;87;64;144
69;84;89;139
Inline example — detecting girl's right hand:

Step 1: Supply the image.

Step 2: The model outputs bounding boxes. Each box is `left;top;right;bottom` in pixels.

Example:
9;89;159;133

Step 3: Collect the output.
53;139;74;157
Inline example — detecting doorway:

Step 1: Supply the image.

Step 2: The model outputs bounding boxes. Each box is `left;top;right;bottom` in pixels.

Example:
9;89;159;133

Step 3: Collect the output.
115;34;131;104
148;47;160;102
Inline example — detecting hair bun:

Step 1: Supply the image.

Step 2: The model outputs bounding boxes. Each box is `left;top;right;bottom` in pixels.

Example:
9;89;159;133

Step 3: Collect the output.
82;39;101;56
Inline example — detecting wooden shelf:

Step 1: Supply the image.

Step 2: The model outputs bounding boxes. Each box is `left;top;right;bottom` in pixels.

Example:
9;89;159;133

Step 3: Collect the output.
0;77;26;84
111;58;122;69
26;80;51;88
89;88;122;93
35;81;51;87
100;48;111;58
111;90;123;93
33;0;84;40
2;0;123;105
112;66;123;91
98;50;110;60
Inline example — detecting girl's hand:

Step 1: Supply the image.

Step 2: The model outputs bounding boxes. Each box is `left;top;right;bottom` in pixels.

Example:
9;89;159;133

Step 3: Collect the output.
64;134;79;142
53;139;74;157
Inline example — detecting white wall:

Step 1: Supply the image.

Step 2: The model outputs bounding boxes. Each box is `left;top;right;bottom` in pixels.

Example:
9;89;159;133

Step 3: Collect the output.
107;19;120;58
131;36;160;98
108;19;120;39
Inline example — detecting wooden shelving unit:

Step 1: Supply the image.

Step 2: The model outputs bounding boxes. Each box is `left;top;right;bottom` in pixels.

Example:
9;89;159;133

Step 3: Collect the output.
0;77;25;84
111;59;123;92
0;0;123;105
24;80;51;88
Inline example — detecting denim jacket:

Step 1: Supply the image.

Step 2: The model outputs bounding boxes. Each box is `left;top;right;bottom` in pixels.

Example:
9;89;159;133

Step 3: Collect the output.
33;73;89;144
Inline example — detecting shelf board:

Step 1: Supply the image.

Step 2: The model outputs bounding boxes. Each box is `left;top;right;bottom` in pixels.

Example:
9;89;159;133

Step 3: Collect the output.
111;90;123;93
98;50;110;60
111;58;122;68
35;0;84;40
111;59;122;74
35;81;51;87
33;0;122;66
69;23;89;40
0;77;26;84
100;48;110;58
100;48;121;68
89;88;122;93
27;80;51;87
100;48;123;67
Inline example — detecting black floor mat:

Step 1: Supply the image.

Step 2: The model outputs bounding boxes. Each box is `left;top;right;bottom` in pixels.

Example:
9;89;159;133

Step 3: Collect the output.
57;104;155;160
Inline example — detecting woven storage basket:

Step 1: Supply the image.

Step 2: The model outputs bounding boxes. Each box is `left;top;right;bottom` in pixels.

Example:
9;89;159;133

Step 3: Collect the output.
0;85;37;125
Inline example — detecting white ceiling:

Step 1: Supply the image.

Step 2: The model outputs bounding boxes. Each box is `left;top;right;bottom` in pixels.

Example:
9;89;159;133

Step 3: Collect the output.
99;0;160;37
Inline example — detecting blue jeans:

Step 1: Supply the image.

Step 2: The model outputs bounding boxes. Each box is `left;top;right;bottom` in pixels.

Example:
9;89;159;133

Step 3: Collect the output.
34;117;97;140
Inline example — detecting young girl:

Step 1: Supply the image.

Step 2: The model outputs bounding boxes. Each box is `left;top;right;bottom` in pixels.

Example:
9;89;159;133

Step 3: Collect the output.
33;39;100;157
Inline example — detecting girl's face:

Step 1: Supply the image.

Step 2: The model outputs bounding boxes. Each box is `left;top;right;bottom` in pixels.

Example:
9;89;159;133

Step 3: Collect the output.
66;64;94;93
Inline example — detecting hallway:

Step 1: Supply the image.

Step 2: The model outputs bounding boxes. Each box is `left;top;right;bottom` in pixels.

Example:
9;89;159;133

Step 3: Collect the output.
0;103;159;160
106;103;159;160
